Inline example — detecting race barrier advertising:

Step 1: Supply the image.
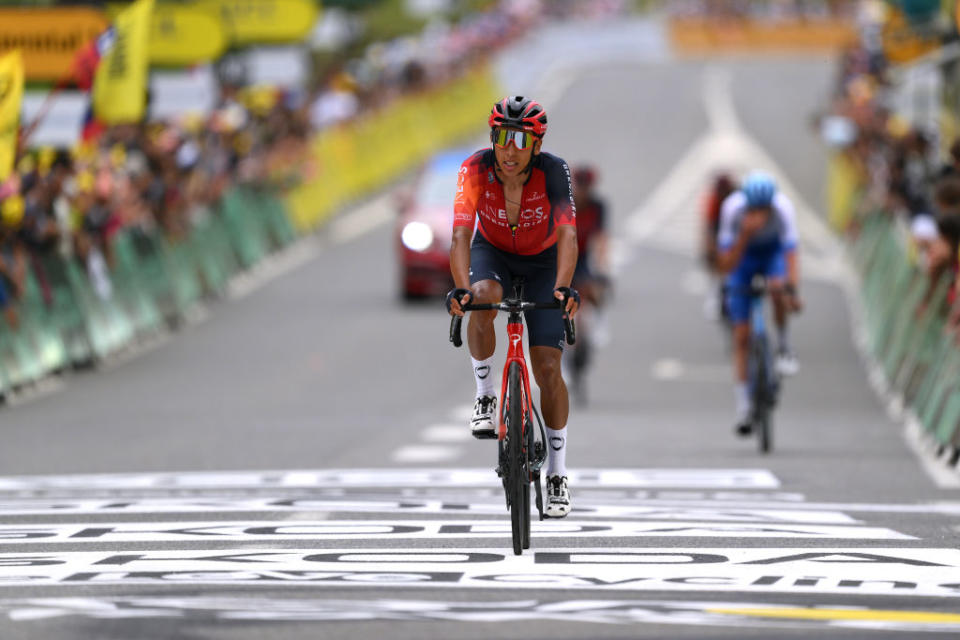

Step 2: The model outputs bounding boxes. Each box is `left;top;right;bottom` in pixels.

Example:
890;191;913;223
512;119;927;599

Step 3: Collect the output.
0;8;109;81
286;65;499;231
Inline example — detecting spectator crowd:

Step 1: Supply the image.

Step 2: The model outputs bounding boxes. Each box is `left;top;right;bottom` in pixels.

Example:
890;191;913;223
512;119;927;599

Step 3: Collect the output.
826;3;960;339
0;0;545;338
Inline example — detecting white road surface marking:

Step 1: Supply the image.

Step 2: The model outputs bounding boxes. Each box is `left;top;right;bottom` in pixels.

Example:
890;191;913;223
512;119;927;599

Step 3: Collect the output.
2;548;959;597
0;520;913;543
0;468;782;491
391;446;462;464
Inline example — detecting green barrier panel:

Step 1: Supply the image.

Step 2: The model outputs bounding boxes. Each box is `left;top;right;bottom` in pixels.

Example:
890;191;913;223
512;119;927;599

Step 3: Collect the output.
918;348;958;434
112;233;164;337
256;190;296;248
892;275;950;401
221;188;269;268
935;391;960;446
19;269;68;376
881;272;946;381
188;210;238;297
40;254;95;367
913;331;955;413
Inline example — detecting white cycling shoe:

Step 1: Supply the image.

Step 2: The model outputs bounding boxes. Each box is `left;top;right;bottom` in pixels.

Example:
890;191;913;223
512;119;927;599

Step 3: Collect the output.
470;395;497;439
545;475;571;518
776;350;800;377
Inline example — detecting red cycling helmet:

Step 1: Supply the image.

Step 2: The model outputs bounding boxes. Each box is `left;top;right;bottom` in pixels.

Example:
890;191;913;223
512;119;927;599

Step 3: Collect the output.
488;96;548;138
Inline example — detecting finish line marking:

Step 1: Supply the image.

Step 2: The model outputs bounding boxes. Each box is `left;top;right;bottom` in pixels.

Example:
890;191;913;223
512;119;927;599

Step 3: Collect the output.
0;468;781;491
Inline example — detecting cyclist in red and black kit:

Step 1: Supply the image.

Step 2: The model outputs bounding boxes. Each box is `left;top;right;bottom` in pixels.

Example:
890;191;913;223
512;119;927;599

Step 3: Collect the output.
446;96;579;518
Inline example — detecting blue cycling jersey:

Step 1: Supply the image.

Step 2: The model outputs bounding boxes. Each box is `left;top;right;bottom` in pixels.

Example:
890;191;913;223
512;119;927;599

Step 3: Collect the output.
717;190;798;264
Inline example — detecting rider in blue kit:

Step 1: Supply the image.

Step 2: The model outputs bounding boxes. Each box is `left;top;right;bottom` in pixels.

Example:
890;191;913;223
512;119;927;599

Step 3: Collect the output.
714;171;803;434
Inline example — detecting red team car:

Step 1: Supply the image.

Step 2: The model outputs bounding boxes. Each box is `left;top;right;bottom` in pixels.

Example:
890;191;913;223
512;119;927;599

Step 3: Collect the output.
396;149;470;299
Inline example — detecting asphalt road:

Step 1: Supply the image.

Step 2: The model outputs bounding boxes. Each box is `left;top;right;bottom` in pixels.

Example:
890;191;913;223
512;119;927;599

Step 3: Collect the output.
0;17;959;640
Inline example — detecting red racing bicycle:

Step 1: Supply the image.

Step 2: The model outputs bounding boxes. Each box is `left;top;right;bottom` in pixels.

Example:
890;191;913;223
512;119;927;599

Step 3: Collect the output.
449;277;575;554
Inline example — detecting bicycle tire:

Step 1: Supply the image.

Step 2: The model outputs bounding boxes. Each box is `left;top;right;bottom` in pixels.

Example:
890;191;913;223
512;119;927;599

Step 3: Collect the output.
506;361;527;555
522;409;534;549
751;336;773;454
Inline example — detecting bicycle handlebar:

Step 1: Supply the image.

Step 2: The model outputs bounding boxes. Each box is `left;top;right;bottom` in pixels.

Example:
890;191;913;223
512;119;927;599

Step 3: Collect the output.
449;300;576;348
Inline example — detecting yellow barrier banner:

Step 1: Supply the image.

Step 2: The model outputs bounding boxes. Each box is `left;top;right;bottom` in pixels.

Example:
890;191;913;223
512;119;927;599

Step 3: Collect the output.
150;4;226;66
286;65;499;231
0;50;24;181
0;8;109;82
199;0;318;45
93;0;154;125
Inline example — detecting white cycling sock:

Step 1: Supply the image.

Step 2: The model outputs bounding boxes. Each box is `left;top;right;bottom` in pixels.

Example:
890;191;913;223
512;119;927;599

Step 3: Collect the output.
777;325;791;353
735;382;750;420
471;356;495;398
546;426;567;477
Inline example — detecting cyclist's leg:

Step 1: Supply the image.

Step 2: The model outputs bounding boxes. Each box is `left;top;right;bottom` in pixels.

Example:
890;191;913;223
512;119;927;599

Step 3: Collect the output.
522;252;571;517
466;237;509;436
767;251;798;375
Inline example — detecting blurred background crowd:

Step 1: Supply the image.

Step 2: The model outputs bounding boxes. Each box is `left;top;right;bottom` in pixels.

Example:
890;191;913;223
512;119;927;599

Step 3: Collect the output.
824;0;960;339
0;0;552;332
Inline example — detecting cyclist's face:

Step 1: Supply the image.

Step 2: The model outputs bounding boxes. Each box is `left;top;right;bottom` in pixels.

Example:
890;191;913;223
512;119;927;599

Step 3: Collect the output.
493;129;539;177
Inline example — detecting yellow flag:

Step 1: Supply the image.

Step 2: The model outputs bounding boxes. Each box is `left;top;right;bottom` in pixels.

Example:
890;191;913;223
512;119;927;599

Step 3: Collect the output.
93;0;154;125
0;50;24;181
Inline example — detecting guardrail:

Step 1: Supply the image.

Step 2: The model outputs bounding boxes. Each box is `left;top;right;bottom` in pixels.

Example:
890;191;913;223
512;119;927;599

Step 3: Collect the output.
850;212;960;462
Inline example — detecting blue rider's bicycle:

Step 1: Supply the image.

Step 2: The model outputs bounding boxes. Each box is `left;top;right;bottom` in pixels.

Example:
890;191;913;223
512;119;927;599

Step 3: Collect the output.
740;275;780;453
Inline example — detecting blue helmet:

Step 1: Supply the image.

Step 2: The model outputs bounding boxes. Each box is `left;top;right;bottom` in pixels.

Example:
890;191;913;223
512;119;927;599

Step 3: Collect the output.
742;171;776;209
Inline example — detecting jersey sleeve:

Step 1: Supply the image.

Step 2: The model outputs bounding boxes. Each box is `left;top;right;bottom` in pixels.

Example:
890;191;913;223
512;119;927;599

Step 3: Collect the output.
773;193;799;251
717;192;744;249
546;156;576;227
453;156;482;229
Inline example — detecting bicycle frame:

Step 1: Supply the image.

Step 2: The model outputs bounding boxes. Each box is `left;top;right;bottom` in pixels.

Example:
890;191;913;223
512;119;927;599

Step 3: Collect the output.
499;306;535;441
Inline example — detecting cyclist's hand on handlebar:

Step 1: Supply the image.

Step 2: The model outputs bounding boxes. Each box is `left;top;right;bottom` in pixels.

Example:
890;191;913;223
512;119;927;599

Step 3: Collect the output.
783;284;803;313
445;288;472;317
554;286;580;318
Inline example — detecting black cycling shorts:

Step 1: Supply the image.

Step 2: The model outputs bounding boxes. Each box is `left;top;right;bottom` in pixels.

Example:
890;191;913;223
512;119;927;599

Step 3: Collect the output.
469;234;564;350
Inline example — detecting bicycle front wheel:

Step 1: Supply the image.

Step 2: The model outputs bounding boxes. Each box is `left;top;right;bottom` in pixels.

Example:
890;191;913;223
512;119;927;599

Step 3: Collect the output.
506;361;527;555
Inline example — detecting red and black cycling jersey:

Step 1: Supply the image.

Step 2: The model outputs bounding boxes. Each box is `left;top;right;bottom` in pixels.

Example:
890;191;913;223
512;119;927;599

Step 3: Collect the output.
574;196;605;256
453;148;576;255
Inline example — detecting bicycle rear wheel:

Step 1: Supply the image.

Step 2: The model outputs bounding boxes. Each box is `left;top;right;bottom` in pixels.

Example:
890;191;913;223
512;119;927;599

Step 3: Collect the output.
750;336;773;454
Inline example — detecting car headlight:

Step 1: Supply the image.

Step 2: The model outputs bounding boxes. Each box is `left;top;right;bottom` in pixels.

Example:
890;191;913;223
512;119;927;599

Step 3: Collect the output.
401;221;434;252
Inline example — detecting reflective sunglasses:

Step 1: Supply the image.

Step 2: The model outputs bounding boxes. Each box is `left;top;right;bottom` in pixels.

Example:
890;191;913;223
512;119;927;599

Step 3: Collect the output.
492;128;535;150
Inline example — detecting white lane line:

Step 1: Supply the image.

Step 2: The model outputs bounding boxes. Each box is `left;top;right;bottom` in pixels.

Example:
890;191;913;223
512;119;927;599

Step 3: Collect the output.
390;445;461;464
450;403;474;421
328;194;394;244
226;238;323;300
0;520;914;543
651;358;728;383
3;548;959;597
0;468;782;490
626;64;844;283
421;424;472;443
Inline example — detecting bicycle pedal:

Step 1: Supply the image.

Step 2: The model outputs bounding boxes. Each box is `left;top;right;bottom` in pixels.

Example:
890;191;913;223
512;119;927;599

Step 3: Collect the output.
472;429;497;440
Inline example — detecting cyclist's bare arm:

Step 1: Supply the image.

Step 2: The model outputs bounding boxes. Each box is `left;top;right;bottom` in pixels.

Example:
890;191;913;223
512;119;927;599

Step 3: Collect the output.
554;225;579;316
448;226;473;316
